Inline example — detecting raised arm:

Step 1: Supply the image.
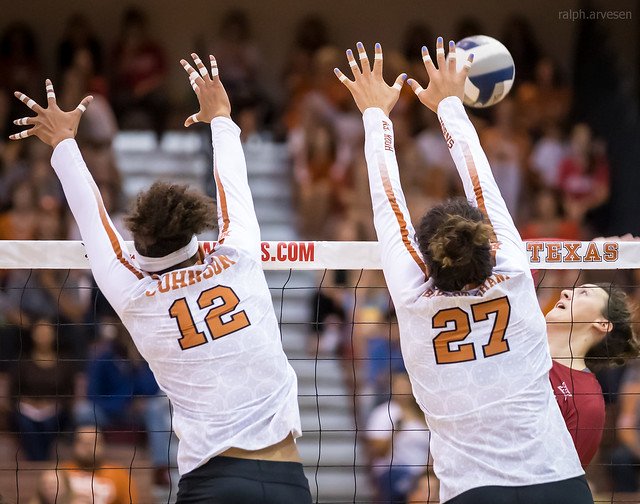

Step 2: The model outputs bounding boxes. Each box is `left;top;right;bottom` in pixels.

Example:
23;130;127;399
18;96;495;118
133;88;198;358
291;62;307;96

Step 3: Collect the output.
9;81;145;316
180;53;260;259
407;38;529;274
335;43;427;303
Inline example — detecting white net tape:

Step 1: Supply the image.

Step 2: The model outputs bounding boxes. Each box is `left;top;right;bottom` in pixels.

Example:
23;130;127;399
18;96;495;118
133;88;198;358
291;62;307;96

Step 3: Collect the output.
0;240;637;270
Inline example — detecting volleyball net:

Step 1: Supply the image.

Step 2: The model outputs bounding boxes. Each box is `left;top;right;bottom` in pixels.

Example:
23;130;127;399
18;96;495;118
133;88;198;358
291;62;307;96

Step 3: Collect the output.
0;239;639;504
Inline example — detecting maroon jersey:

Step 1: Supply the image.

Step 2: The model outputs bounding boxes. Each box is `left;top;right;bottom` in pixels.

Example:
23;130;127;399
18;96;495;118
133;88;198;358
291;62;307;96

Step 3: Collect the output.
549;360;605;466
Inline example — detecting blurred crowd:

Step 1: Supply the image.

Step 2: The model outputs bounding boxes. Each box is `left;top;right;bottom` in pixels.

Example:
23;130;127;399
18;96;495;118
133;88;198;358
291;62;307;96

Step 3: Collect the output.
0;6;637;504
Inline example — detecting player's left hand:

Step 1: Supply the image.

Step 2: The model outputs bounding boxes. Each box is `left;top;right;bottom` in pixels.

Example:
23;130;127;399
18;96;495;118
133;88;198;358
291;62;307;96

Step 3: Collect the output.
180;53;231;127
9;80;93;148
334;42;406;117
407;37;473;113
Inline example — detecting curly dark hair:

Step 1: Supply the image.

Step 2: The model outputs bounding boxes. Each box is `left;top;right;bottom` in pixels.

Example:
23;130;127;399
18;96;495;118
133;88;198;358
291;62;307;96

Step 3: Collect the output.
584;284;639;372
416;198;494;292
125;181;216;258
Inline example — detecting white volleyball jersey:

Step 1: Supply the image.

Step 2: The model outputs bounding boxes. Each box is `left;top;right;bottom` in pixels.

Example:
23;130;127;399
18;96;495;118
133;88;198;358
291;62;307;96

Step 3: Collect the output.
51;117;301;475
362;99;583;502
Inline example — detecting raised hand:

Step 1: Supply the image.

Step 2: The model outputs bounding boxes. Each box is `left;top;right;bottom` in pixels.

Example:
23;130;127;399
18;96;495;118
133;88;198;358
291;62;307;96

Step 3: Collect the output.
334;42;406;117
407;37;473;113
180;53;231;126
9;80;93;147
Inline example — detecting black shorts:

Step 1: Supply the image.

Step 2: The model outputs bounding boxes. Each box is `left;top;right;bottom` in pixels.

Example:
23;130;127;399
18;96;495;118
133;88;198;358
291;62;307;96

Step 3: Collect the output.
447;475;593;504
176;456;312;504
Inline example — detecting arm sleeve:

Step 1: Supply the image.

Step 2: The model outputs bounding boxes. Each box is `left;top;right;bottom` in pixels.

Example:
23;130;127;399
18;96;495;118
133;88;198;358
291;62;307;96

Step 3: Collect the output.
362;108;428;305
437;96;530;274
50;139;144;316
210;117;261;260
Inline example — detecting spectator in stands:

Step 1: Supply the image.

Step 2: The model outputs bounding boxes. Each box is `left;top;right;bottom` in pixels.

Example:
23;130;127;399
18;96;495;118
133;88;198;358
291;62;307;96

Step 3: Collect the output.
59;47;120;194
75;317;173;486
111;7;167;134
519;188;581;241
0;22;40;95
60;423;139;504
1;206;93;360
289;100;339;239
57;14;103;82
30;469;75;504
528;120;568;190
282;15;330;131
500;15;541;85
0;175;39;240
407;468;440;503
208;9;262;106
479;98;530;218
516;57;571;135
367;371;430;504
9;318;77;461
364;308;404;407
557;123;610;229
610;362;640;492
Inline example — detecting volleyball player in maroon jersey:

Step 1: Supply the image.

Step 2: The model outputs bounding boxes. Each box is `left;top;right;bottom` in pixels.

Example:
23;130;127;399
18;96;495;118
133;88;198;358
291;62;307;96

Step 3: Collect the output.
546;283;637;466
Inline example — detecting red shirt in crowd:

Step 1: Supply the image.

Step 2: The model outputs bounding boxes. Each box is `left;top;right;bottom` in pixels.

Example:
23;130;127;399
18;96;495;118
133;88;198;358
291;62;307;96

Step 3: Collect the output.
549;360;605;466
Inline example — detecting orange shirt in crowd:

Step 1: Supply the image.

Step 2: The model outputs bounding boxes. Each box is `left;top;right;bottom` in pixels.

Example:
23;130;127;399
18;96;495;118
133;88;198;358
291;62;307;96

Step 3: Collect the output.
61;462;139;504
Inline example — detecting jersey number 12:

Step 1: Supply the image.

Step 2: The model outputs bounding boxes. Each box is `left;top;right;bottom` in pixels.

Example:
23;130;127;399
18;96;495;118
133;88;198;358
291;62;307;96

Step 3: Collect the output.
169;285;251;350
432;296;511;364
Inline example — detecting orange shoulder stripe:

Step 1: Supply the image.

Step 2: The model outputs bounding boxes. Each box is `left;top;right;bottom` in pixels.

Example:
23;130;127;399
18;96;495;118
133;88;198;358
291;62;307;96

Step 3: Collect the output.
377;156;428;278
460;141;498;245
214;167;230;244
93;187;144;280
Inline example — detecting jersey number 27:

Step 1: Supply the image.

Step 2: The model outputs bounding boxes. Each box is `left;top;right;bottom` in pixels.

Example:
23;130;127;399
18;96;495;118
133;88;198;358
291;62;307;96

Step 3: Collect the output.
169;285;251;350
432;296;511;364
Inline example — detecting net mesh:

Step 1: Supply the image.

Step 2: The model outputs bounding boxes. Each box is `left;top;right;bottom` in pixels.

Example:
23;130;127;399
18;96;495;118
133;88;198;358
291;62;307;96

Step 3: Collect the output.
0;240;639;503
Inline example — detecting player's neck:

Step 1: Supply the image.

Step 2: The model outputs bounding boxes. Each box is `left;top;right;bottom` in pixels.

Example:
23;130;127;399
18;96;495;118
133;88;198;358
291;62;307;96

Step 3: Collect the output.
548;328;590;369
155;255;199;275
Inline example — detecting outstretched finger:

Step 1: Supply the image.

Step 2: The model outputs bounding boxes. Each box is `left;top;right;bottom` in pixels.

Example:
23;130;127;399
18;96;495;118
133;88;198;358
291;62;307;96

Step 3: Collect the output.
391;73;407;92
14;92;43;113
184;113;201;128
334;67;354;88
421;46;437;79
9;128;36;141
356;42;371;74
13;116;36;126
346;49;360;78
75;95;93;115
447;41;457;73
188;75;199;93
180;59;204;88
191;53;210;81
461;53;474;78
210;55;219;79
435;36;445;70
373;42;383;77
406;78;426;98
45;79;57;106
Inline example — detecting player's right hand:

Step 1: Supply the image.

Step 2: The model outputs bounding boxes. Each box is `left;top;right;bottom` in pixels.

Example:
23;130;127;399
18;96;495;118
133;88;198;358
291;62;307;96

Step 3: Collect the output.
334;42;406;117
407;37;473;113
180;53;231;127
9;79;92;148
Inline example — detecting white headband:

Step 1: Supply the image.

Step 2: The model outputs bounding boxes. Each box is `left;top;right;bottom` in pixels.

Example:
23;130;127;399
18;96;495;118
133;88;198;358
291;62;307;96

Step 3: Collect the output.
135;235;199;273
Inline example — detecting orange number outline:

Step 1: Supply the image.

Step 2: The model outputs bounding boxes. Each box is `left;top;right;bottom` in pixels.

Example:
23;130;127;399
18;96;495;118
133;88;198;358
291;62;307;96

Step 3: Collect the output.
169;285;251;350
432;296;511;365
472;296;511;358
432;308;475;364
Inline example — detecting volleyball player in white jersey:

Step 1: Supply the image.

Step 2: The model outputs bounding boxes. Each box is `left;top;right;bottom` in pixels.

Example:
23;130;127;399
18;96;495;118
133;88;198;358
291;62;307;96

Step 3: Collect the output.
10;54;312;504
334;40;593;503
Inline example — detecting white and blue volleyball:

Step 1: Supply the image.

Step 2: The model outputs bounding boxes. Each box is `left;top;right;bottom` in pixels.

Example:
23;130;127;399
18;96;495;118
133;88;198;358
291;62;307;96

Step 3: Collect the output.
454;35;515;108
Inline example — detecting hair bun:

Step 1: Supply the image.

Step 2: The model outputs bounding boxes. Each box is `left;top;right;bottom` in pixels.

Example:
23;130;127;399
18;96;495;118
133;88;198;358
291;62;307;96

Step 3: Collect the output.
429;215;492;269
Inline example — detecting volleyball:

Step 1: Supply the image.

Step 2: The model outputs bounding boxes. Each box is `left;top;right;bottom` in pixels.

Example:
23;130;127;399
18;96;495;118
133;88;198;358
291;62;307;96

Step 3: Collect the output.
454;35;515;108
